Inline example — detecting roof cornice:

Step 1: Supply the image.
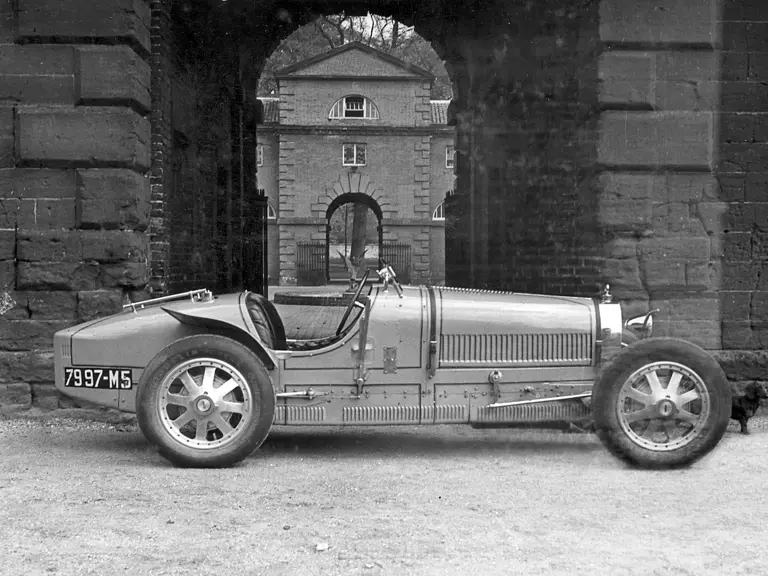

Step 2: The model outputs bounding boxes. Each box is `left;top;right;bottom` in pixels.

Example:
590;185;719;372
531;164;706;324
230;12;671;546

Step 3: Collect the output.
274;41;435;82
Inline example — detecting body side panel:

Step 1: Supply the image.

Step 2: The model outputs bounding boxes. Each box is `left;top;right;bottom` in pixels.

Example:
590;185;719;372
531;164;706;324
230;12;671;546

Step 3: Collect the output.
275;286;429;425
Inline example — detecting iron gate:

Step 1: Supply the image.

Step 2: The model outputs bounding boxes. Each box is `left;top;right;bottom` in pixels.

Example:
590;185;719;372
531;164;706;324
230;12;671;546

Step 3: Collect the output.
381;242;411;284
297;242;327;286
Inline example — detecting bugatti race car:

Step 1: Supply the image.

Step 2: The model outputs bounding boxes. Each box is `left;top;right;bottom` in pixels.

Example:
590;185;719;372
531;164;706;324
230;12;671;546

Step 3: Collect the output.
54;266;731;469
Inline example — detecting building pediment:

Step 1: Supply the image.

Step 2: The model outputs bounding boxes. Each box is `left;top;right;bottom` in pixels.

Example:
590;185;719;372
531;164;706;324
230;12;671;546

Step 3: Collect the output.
275;41;433;81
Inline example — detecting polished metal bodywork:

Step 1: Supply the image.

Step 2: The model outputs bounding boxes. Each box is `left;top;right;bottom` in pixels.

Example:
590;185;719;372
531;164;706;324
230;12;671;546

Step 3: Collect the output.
55;284;628;427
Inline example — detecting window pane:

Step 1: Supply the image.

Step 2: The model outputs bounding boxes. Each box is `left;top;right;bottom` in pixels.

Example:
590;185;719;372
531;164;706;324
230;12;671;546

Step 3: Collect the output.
345;96;364;117
356;144;366;165
346;97;363;109
343;144;355;164
446;145;455;168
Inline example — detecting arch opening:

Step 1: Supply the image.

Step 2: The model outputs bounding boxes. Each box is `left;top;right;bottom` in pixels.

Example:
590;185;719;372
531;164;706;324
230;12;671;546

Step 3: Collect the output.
326;194;383;285
252;10;456;287
160;0;602;295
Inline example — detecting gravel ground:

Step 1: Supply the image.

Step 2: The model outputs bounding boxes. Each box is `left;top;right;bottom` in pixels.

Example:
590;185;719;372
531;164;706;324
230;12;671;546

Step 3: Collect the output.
1;411;768;576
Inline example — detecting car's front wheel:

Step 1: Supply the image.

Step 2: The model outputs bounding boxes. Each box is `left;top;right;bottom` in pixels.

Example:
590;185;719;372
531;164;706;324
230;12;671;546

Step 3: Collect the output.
592;337;730;469
136;334;275;468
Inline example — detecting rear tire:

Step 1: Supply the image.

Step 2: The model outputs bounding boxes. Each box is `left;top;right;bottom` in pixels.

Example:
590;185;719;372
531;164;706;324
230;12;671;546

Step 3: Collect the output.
593;338;730;469
136;334;275;468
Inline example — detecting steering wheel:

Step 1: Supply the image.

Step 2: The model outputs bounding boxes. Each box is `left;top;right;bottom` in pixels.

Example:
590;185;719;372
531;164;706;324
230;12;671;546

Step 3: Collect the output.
336;270;370;336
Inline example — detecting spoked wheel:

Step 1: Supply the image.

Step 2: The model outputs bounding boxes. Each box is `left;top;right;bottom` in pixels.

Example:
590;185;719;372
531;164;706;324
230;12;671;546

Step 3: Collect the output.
137;334;274;468
593;338;730;469
159;358;253;449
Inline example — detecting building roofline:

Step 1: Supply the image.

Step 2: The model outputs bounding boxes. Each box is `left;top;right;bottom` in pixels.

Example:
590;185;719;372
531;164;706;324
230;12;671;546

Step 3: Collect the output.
274;41;435;82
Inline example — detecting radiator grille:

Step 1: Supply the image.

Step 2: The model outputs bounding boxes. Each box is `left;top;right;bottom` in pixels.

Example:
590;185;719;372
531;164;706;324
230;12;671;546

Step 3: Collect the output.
440;332;592;366
60;344;71;359
343;406;421;423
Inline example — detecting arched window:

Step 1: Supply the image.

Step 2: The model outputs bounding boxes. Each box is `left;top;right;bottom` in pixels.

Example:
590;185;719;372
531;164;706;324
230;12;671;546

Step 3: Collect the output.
267;203;277;220
433;190;454;221
329;95;380;120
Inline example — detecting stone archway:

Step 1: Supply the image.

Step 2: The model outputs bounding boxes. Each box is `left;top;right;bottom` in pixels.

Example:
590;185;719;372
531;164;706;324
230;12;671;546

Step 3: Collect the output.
325;192;383;285
226;0;607;294
280;173;388;287
316;173;389;219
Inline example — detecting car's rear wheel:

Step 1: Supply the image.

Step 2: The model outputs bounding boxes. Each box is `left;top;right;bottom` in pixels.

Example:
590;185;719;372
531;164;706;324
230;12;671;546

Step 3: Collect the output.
592;337;730;469
136;334;274;468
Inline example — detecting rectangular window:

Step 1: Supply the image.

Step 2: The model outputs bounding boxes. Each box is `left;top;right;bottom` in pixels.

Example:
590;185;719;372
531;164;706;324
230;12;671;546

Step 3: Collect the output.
344;96;365;118
445;145;455;169
343;143;367;166
257;144;264;167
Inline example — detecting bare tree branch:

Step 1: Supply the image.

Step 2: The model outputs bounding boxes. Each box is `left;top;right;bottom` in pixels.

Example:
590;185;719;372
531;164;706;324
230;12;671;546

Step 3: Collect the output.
258;13;452;98
315;16;339;48
391;20;399;51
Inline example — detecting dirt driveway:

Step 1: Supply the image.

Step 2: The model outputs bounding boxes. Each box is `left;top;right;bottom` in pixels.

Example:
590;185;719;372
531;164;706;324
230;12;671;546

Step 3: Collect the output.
1;412;767;576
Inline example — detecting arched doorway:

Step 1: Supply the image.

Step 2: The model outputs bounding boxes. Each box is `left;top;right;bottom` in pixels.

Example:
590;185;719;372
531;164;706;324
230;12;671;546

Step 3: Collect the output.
325;193;383;285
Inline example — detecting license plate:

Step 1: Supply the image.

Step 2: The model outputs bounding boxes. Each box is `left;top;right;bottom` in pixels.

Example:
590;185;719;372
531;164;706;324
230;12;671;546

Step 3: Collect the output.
64;367;133;390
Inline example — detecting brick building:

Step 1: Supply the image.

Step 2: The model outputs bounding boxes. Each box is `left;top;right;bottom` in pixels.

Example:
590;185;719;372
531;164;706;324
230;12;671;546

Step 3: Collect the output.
256;42;455;285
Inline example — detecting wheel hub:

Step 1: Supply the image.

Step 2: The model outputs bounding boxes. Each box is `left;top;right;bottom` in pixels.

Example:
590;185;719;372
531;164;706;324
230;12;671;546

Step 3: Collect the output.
193;394;216;416
656;399;677;418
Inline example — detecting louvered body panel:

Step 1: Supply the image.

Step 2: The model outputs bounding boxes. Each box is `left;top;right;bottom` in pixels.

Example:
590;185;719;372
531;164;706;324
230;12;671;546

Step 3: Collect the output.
285;406;326;424
419;405;468;424
474;400;591;423
440;332;592;367
342;406;421;424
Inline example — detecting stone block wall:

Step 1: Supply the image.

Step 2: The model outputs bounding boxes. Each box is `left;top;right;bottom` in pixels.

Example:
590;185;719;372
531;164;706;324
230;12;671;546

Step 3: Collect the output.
595;0;768;358
716;0;768;352
445;0;603;295
0;0;151;412
597;0;724;349
711;0;768;385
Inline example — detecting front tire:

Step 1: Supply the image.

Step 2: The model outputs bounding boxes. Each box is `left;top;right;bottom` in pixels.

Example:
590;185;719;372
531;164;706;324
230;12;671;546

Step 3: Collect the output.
136;334;275;468
593;338;730;469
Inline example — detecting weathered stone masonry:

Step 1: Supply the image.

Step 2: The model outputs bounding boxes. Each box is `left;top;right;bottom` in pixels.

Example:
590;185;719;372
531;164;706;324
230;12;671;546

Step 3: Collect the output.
1;0;767;412
0;0;152;409
595;0;768;386
714;0;768;384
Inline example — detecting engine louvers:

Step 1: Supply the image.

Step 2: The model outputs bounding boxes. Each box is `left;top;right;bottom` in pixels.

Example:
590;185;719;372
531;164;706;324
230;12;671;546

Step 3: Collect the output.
440;332;592;367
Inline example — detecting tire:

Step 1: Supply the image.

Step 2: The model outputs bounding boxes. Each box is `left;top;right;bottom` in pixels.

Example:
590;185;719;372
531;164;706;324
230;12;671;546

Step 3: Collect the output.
592;337;730;470
136;334;275;468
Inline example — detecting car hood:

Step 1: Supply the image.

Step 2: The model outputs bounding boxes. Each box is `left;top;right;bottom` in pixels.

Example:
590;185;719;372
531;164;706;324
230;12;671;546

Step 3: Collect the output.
435;287;597;367
436;287;596;335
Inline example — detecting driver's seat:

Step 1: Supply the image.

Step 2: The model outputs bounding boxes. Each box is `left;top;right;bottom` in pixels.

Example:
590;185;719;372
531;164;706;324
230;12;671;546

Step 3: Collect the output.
245;293;287;350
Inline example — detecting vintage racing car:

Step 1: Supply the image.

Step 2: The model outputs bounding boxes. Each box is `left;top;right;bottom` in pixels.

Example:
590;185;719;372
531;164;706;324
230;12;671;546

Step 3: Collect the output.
53;266;731;469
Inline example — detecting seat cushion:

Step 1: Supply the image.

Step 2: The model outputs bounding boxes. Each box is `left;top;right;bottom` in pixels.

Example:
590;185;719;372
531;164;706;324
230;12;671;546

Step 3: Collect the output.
245;293;287;350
